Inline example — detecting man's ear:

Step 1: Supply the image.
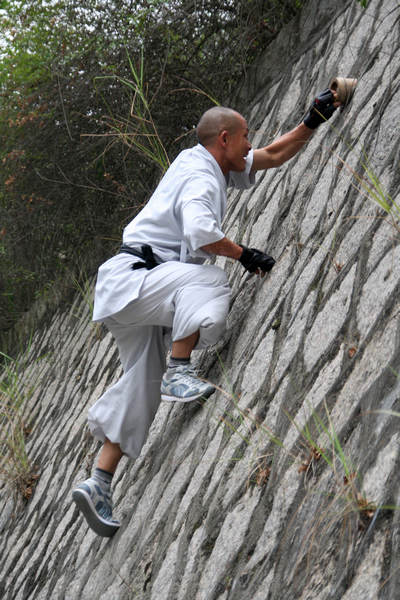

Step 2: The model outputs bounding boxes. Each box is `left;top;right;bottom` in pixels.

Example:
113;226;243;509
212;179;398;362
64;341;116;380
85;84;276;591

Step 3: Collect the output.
218;129;228;147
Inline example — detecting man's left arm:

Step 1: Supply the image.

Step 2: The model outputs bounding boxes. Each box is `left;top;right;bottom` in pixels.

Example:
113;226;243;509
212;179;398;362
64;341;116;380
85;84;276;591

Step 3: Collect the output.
252;88;340;172
252;123;313;171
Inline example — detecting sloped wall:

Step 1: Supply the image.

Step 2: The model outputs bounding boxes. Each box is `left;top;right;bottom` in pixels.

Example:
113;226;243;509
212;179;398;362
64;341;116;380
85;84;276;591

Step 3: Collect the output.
1;1;400;598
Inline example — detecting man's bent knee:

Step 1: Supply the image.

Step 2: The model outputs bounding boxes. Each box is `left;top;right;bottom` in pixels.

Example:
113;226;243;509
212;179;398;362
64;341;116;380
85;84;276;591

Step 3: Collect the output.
198;264;228;286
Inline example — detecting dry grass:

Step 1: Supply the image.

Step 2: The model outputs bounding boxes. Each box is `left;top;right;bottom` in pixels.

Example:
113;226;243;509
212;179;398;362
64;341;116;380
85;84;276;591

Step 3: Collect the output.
0;397;39;502
0;350;40;502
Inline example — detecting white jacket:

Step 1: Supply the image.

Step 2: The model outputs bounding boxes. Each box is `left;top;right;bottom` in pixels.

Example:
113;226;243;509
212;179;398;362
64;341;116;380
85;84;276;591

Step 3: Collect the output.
93;144;255;321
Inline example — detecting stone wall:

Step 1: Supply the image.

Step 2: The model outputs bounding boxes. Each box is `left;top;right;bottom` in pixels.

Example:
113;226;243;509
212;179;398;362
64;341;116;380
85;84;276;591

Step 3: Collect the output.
1;0;399;598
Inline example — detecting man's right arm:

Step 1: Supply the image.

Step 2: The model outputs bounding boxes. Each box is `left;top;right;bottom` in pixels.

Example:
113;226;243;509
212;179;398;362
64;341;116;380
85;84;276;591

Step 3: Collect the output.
201;237;242;259
201;237;275;275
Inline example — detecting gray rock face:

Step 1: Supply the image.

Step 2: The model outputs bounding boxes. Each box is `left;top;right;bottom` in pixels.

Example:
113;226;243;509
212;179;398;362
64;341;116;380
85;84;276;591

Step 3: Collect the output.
1;1;400;598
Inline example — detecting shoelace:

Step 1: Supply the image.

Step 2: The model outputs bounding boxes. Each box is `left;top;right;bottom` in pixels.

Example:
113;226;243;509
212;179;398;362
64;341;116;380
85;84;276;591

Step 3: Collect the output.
170;367;204;386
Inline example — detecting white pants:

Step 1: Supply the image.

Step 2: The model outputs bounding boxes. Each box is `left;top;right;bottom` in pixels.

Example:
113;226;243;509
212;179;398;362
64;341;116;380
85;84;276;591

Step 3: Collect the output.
87;261;230;458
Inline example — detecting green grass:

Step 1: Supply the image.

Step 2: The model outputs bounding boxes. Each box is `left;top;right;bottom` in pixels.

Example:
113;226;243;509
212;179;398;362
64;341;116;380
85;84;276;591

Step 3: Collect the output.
92;47;170;175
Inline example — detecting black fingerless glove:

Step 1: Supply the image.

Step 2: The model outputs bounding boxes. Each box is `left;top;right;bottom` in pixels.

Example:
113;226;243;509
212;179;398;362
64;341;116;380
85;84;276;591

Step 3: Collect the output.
304;89;337;129
239;245;276;273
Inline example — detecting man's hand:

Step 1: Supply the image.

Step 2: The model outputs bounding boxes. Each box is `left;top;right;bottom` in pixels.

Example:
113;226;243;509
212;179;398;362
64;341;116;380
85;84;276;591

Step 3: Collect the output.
239;245;275;275
200;238;275;276
303;89;338;129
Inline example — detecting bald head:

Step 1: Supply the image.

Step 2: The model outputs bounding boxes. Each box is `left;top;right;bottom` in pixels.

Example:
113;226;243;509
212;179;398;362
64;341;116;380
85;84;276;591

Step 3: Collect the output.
196;106;243;147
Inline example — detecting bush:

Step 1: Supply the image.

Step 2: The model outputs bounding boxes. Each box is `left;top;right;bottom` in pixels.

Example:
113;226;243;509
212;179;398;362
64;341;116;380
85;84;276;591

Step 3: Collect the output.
0;0;303;333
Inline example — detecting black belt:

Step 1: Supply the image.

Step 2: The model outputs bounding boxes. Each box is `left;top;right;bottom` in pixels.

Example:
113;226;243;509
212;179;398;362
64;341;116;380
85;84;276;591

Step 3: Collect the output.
119;244;160;270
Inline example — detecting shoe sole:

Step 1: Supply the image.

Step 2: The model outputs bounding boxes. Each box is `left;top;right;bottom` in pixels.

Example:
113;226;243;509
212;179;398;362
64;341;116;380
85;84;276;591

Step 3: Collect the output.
161;387;215;403
72;489;120;538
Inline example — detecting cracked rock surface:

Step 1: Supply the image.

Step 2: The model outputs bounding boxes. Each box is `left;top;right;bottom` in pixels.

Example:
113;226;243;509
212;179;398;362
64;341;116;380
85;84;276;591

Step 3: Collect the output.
1;1;399;598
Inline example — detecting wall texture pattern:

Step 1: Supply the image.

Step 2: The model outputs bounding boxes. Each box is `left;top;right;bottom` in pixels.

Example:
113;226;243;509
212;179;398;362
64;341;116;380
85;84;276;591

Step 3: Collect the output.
1;0;399;598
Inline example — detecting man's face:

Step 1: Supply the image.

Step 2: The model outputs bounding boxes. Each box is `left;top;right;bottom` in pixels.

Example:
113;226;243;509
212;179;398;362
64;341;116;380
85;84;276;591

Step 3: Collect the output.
225;116;251;172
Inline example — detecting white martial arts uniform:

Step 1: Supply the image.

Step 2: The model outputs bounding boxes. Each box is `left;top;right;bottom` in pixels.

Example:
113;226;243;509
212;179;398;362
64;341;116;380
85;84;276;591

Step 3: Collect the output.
88;144;255;458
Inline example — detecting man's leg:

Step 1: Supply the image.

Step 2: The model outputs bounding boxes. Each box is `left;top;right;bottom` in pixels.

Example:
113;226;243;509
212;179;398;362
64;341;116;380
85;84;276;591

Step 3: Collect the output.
73;324;166;537
72;437;123;538
160;330;215;402
106;261;230;403
87;322;167;457
73;262;230;534
171;331;199;358
158;264;230;402
98;438;123;473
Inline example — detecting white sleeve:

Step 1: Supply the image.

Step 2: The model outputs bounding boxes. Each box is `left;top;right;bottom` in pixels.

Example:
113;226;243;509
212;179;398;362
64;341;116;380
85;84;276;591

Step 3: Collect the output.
180;183;225;254
228;149;256;189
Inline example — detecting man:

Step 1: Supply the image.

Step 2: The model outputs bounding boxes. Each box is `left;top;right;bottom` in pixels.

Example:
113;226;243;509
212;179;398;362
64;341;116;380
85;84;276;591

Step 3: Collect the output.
72;89;339;537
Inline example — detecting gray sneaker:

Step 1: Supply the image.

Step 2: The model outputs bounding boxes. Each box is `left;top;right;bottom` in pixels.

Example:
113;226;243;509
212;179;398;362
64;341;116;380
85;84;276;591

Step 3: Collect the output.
160;364;215;402
72;478;120;537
